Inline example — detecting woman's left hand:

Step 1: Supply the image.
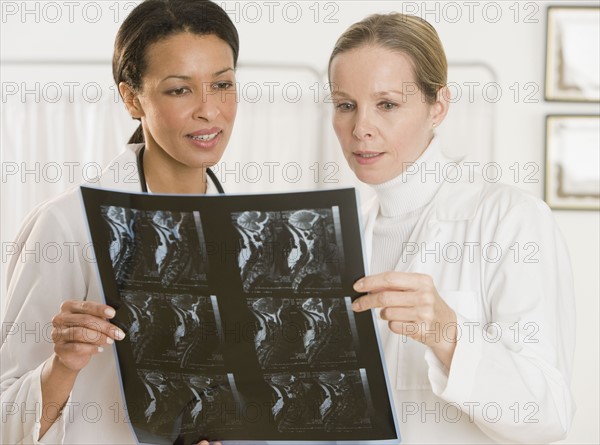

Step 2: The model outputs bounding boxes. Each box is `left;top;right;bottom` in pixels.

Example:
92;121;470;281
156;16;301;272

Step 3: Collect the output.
196;441;221;445
352;272;458;369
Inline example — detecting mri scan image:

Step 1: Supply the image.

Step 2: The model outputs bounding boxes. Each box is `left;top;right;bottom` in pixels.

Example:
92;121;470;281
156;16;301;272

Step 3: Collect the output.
134;370;240;440
101;207;208;289
120;291;223;368
232;208;343;293
265;370;371;433
248;296;357;369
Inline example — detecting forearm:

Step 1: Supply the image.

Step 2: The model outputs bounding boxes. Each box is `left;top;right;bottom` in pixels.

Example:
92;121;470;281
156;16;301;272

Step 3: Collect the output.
39;355;79;440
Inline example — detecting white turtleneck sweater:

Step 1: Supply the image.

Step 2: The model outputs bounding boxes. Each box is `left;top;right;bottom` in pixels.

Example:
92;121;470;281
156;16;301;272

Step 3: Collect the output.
371;138;445;275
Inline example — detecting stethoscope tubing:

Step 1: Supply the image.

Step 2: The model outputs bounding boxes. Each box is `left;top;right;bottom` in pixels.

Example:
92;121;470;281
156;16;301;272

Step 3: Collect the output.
136;145;225;194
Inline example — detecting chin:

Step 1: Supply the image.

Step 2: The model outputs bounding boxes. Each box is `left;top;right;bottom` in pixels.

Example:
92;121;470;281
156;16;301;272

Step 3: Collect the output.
353;170;388;186
191;150;226;169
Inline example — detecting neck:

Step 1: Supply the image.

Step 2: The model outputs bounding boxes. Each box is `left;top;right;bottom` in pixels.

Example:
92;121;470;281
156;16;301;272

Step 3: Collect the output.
142;146;207;194
372;137;445;217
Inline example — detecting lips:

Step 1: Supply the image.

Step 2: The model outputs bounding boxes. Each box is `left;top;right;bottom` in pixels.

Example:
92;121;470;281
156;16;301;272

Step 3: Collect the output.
353;151;384;165
355;152;381;158
186;127;223;148
189;132;219;142
187;127;223;142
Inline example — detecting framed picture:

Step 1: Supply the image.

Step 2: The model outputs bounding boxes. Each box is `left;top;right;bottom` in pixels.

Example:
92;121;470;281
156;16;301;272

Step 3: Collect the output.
545;115;600;210
545;6;600;102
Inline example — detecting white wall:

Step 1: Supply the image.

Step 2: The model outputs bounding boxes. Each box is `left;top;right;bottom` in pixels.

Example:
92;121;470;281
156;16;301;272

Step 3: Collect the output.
1;1;598;443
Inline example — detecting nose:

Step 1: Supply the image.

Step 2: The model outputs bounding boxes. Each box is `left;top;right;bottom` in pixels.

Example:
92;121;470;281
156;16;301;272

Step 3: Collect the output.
352;109;375;140
194;88;221;121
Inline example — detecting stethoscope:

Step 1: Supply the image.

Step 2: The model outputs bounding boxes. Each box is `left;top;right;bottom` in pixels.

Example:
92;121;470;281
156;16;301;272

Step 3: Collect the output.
136;146;225;194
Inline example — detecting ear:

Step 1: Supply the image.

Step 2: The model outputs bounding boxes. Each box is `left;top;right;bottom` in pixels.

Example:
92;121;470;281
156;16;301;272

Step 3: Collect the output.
430;85;450;128
118;82;144;119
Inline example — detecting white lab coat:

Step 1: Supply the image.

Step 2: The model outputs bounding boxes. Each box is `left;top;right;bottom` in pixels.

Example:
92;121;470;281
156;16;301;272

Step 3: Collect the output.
1;144;216;445
362;172;576;444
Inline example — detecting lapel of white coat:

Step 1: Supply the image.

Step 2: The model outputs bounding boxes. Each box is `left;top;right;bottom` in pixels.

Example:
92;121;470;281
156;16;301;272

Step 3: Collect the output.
362;179;482;274
399;179;482;273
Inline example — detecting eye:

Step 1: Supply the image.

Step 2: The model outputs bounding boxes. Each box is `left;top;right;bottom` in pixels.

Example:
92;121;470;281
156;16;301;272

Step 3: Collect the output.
379;101;397;110
167;87;191;96
212;81;235;90
335;102;355;112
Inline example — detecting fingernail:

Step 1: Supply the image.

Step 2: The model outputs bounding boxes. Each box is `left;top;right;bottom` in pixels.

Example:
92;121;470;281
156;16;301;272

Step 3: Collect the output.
114;329;126;340
98;346;104;353
106;337;114;345
104;307;116;318
354;279;364;291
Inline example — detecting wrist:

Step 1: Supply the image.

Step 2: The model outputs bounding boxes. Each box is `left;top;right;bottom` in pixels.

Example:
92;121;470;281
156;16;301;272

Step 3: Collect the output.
431;337;457;370
39;355;78;440
53;353;79;374
429;317;458;369
42;354;79;387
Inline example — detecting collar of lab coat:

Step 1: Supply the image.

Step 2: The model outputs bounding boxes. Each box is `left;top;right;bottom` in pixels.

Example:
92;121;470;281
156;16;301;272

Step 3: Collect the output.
95;143;144;192
95;144;220;195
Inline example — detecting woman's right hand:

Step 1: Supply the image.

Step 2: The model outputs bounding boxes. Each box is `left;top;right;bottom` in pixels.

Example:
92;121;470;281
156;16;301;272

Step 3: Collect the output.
50;300;126;372
38;300;126;438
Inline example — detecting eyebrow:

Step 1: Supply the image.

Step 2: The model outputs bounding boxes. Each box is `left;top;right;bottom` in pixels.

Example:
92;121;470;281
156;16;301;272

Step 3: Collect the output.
160;67;235;83
330;91;350;99
374;90;405;97
331;90;405;99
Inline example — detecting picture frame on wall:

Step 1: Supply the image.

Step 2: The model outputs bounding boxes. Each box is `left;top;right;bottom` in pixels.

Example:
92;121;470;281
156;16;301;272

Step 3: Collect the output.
545;115;600;210
545;6;600;102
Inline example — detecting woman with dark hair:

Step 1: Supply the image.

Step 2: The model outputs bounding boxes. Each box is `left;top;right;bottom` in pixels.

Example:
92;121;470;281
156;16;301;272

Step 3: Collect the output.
328;13;575;444
1;1;237;443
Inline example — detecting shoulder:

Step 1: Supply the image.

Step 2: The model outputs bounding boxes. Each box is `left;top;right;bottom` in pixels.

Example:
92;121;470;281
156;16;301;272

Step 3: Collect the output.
479;180;552;224
5;186;85;286
15;186;82;239
12;145;142;242
436;173;552;224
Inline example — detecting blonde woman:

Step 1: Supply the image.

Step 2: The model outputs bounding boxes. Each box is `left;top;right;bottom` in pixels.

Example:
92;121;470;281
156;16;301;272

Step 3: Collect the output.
329;13;575;444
